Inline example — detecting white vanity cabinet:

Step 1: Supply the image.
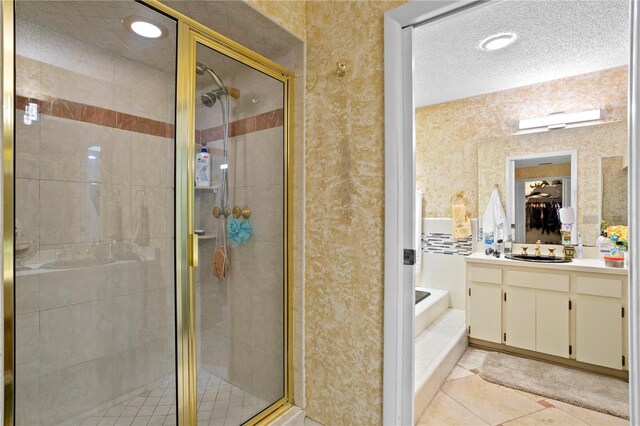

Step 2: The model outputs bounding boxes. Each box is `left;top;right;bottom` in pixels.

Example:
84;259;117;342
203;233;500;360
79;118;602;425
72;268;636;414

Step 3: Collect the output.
504;270;570;358
468;267;502;343
504;286;536;351
575;276;624;370
466;254;628;375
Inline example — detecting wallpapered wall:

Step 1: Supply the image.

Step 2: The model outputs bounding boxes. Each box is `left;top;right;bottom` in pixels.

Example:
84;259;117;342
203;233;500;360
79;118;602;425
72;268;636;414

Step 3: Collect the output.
601;155;629;227
416;66;628;245
250;1;405;424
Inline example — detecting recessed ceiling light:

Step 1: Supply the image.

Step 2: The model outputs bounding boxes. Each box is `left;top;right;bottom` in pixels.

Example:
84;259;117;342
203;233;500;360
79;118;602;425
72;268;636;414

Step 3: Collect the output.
478;32;518;51
122;16;168;39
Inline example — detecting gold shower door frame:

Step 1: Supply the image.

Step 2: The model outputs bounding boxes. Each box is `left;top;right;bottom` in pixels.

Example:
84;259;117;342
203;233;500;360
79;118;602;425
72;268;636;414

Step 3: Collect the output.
1;0;294;424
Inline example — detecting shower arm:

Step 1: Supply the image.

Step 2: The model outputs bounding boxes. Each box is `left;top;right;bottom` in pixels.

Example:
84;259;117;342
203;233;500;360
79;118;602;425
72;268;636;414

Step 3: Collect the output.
196;62;240;99
203;68;227;94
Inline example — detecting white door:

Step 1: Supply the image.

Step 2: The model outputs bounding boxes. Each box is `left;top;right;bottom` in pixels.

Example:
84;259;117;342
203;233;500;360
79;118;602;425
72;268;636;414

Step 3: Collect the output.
469;282;502;343
505;287;536;351
576;295;623;369
536;290;569;358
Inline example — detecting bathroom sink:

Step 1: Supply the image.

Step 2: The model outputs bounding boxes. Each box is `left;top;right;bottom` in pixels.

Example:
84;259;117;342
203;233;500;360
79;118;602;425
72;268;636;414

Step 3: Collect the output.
505;254;572;263
40;258;116;269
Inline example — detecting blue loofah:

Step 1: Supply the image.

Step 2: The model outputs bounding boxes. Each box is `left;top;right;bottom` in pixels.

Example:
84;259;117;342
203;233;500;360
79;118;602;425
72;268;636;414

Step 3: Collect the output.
227;217;253;247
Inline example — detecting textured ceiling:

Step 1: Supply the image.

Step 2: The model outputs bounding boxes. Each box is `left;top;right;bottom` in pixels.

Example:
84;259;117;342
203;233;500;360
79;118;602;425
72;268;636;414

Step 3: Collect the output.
414;0;629;107
16;1;179;73
15;0;296;78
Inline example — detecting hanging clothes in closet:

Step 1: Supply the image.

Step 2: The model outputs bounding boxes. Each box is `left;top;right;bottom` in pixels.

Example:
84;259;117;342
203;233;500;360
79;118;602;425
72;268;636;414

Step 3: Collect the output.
525;201;562;234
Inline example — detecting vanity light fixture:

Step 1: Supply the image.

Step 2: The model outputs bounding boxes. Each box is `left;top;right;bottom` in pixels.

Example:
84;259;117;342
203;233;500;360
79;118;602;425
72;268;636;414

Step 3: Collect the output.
478;32;518;51
518;109;602;131
122;16;168;39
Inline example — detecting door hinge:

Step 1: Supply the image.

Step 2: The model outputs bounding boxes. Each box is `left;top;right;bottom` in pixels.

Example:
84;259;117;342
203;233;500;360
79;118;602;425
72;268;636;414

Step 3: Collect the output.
469;288;471;297
569;300;572;310
504;292;507;302
403;249;416;265
622;307;625;318
623;355;626;367
569;345;572;355
503;332;506;342
468;326;471;334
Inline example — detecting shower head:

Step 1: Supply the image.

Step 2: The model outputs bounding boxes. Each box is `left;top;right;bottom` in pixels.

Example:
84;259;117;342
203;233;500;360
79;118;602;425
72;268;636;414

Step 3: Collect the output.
201;91;217;108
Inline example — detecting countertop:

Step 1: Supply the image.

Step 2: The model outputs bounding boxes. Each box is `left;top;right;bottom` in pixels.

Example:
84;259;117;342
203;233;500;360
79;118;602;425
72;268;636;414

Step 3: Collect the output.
465;252;628;276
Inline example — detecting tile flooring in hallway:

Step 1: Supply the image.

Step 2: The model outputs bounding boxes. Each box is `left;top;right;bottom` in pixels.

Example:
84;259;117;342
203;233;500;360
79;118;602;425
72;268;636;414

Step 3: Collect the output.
78;370;268;426
418;347;629;426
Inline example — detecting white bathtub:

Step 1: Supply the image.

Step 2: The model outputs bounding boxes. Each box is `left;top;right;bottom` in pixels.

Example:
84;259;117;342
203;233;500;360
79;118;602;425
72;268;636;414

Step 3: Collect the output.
415;286;449;337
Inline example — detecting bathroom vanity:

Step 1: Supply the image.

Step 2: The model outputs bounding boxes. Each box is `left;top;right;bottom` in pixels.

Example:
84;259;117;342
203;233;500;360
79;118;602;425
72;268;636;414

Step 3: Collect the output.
465;253;628;377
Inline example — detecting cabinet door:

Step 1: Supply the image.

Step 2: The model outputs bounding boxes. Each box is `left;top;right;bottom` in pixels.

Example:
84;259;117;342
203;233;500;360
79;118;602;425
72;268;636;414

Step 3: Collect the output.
469;282;502;343
576;295;622;369
505;287;536;351
536;290;569;358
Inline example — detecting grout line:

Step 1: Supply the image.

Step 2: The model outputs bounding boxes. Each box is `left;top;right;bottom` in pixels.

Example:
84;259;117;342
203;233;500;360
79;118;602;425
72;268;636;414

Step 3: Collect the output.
496;406;548;425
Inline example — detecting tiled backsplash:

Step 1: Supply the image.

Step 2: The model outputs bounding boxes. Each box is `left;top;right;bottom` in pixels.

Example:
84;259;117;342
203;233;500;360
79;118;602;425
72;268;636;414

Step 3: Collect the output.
422;233;473;256
420;218;477;257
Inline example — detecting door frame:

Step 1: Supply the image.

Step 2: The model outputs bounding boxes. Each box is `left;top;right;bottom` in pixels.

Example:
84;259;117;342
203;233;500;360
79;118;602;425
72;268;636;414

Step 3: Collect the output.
383;0;640;424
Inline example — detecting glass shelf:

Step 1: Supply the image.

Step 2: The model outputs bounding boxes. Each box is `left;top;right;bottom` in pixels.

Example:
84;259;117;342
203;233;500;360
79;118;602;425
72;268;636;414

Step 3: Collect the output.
197;235;216;240
195;185;218;191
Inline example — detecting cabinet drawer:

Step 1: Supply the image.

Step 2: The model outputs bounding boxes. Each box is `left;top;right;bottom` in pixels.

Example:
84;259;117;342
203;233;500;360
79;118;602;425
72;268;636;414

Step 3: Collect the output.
470;267;502;284
505;270;569;292
576;277;622;298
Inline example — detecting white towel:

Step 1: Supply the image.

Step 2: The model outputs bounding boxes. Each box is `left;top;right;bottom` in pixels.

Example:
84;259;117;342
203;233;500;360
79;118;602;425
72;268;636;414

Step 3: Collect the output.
482;188;506;240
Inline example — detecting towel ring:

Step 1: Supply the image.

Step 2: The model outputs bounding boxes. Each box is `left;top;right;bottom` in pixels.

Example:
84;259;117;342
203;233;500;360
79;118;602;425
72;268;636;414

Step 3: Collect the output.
450;190;468;206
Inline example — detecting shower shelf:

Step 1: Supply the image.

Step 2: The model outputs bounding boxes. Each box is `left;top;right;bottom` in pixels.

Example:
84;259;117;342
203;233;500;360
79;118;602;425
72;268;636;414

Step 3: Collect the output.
195;185;219;192
198;235;216;240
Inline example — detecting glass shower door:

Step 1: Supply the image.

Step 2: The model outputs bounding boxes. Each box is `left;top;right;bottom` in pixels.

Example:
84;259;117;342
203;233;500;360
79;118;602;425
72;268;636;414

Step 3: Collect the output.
13;2;178;424
192;41;287;425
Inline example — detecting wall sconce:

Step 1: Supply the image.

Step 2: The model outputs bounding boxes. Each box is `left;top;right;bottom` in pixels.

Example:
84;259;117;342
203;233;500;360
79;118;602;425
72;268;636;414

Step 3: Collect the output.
518;109;601;131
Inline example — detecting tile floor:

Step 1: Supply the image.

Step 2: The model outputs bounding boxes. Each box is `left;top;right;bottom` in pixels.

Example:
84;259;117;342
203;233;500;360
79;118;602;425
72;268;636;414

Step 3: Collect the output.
78;370;268;426
415;308;466;380
418;347;629;426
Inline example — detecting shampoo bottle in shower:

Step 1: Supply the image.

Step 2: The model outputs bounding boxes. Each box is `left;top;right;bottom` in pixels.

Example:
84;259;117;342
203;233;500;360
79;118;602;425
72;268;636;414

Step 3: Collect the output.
195;144;211;187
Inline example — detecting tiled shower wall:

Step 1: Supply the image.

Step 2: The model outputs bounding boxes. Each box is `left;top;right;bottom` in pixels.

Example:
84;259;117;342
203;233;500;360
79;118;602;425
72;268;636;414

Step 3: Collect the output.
14;18;176;423
195;58;285;403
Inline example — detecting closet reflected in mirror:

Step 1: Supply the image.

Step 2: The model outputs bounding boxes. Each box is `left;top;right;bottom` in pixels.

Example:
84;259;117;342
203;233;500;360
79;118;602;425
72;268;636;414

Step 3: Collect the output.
511;153;572;244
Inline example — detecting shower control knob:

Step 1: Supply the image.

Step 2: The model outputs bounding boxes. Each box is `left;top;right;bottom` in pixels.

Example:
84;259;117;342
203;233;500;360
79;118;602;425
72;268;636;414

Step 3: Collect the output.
212;207;222;218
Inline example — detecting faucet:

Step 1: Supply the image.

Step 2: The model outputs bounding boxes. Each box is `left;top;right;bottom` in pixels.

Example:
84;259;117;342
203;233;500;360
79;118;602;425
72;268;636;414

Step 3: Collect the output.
535;240;542;257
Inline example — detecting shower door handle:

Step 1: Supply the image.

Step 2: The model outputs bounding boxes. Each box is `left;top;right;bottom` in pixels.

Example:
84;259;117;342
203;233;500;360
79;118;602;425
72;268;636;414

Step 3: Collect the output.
189;233;199;267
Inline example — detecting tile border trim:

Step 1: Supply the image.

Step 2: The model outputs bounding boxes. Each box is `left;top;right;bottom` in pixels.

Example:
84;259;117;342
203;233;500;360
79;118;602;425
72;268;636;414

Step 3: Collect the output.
196;108;284;144
16;94;283;140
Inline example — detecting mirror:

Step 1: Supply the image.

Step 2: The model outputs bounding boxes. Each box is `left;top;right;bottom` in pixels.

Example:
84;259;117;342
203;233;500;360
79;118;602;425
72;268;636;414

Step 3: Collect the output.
507;152;574;244
600;154;629;230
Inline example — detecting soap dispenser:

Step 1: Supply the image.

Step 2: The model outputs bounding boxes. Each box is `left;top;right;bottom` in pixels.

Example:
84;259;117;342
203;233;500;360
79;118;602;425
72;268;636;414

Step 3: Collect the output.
195;143;211;188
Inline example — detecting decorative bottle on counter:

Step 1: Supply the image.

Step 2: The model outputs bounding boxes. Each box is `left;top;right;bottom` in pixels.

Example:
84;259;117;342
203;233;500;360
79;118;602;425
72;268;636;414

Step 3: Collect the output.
504;224;514;256
195;144;211;187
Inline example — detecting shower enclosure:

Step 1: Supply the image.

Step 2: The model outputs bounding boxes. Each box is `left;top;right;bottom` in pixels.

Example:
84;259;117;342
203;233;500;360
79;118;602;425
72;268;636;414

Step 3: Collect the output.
4;1;293;424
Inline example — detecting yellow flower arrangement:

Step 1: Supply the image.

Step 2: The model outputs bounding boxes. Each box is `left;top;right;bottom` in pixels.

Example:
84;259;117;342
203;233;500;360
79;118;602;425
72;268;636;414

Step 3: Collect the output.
605;225;628;248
